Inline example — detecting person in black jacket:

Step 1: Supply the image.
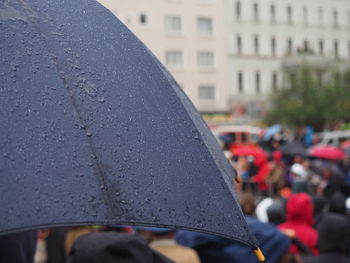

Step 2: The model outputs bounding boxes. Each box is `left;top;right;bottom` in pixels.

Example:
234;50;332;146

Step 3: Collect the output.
305;213;350;263
0;230;37;263
67;231;174;263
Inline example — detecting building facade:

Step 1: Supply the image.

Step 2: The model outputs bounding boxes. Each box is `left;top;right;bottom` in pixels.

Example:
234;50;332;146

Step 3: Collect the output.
227;0;350;118
98;0;230;113
98;0;350;118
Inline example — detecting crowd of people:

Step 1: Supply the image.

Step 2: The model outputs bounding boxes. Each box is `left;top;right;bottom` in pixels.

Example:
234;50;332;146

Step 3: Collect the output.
222;125;350;262
1;126;350;263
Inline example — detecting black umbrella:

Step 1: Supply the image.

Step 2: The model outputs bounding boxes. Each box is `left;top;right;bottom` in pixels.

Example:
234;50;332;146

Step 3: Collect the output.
280;142;307;157
0;0;262;257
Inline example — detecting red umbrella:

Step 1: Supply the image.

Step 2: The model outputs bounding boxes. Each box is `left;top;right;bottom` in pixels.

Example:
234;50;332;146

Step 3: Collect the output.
308;145;346;160
231;146;267;165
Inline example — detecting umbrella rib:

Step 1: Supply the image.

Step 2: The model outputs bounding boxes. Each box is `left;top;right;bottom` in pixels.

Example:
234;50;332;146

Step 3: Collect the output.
15;0;121;219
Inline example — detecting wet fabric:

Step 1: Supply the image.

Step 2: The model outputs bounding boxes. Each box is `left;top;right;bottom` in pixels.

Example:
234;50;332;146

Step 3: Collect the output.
0;0;258;248
278;193;318;255
67;232;174;263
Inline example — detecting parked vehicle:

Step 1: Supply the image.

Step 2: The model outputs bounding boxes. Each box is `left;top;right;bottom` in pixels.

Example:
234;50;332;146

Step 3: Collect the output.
315;130;350;147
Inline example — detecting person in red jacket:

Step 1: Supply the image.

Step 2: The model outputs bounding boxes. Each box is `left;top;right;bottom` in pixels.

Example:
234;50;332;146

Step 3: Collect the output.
278;193;318;256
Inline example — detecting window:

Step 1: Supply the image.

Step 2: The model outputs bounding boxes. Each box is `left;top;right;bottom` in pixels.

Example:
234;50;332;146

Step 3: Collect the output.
165;16;182;34
236;1;241;20
303;40;309;52
199;85;215;101
319;40;324;56
197;51;214;70
253;2;259;22
287;38;293;55
333;10;339;28
254;35;259;55
197;17;213;35
287;5;292;24
271;37;276;56
303;6;308;25
270;4;276;23
237;35;242;55
165;50;183;68
318;7;323;26
272;72;277;92
334;40;339;59
139;13;148;25
255;72;260;94
238;71;243;93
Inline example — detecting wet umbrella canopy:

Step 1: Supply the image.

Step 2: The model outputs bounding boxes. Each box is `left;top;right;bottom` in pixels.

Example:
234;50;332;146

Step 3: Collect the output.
0;0;261;254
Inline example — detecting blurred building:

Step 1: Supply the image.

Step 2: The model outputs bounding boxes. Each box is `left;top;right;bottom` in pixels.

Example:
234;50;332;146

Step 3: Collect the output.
98;0;350;121
98;0;230;115
227;0;350;119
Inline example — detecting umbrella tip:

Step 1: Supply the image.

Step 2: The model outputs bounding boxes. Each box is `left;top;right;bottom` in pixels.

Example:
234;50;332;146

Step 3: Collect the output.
253;248;265;262
235;175;241;184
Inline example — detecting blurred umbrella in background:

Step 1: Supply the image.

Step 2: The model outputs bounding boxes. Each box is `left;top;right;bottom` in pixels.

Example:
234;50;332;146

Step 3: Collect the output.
308;145;346;160
280;142;307;158
0;0;262;255
263;124;282;141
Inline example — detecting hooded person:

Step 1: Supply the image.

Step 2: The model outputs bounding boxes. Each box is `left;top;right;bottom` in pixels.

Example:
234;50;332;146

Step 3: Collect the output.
329;191;347;214
305;213;350;263
266;198;286;225
278;193;318;256
67;232;174;263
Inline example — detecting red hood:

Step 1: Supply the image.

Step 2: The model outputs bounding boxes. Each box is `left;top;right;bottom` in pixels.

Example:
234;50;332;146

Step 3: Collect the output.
286;193;314;226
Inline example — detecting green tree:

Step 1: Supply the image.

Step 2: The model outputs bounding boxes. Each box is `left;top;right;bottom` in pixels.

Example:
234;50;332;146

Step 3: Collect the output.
265;66;350;131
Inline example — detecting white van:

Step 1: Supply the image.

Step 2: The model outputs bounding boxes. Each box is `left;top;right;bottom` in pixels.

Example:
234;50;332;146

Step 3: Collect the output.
316;130;350;147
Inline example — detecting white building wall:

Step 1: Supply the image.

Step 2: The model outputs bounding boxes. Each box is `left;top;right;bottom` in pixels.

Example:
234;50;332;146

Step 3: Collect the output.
227;0;350;108
98;0;230;113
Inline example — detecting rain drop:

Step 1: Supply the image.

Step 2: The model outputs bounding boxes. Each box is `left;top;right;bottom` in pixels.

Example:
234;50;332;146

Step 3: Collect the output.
97;97;105;103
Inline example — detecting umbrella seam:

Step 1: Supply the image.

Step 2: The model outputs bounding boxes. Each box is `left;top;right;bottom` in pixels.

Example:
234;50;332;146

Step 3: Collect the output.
0;221;256;248
15;0;122;219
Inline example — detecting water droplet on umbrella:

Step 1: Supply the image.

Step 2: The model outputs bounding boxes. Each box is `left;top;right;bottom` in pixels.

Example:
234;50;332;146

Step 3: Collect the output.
97;97;105;103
